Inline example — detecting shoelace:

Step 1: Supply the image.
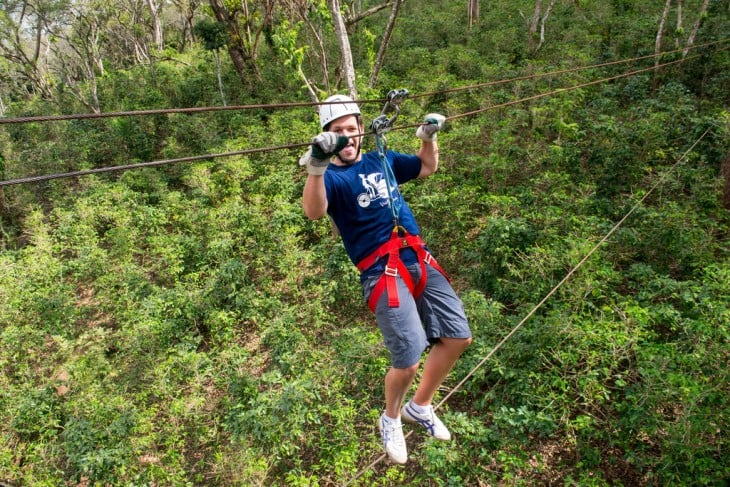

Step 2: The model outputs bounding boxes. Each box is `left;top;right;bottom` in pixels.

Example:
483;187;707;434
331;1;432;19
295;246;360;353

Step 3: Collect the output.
381;418;404;445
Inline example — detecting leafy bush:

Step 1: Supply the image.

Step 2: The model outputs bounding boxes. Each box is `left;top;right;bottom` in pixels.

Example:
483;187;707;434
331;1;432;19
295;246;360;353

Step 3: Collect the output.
1;2;728;486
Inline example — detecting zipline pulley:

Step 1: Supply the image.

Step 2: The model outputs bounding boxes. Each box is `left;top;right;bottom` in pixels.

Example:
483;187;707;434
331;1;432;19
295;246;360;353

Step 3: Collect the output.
369;89;409;137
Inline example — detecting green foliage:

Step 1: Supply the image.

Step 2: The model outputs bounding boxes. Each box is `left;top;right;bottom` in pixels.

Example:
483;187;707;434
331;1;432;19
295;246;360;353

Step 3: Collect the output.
1;1;729;486
194;19;227;52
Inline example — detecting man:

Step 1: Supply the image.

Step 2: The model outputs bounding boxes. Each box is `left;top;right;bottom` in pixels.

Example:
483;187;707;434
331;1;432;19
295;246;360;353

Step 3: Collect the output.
300;94;472;464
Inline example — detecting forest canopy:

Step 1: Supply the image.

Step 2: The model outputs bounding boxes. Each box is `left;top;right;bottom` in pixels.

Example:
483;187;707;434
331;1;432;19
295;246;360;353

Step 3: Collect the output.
1;1;729;486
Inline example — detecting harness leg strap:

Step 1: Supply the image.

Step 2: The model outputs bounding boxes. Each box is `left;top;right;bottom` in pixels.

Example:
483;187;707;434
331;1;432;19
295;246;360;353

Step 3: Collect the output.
361;231;448;313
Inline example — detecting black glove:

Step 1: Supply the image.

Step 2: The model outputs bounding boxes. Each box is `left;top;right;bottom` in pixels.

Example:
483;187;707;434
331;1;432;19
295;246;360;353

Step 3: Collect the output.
299;132;349;175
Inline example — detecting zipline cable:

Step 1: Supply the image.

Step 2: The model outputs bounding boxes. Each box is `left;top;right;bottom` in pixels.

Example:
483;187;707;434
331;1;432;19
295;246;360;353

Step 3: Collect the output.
1;38;725;126
395;49;721;134
0;53;707;188
410;38;729;100
0;99;379;125
0;141;309;187
0;28;720;483
342;125;713;487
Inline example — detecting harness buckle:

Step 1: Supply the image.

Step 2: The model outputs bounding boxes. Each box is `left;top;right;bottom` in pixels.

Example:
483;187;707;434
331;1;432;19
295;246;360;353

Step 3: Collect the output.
423;252;434;265
384;265;398;277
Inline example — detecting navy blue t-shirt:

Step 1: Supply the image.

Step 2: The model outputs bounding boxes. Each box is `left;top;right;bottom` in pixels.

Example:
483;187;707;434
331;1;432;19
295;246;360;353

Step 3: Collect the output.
324;150;422;278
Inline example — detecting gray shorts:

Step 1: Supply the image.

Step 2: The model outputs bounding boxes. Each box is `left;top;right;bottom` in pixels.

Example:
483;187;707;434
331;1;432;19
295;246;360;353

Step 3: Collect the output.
362;263;472;369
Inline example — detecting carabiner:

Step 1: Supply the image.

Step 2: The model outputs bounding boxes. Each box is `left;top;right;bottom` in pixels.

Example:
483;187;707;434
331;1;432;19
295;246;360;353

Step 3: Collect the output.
369;89;409;136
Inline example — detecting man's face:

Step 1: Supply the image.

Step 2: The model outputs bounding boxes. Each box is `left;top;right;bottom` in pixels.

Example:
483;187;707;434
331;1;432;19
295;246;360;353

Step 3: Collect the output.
328;114;363;165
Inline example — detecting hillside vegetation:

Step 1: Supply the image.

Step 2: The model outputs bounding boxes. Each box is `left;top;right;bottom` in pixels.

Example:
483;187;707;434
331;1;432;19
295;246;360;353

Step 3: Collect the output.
1;1;729;485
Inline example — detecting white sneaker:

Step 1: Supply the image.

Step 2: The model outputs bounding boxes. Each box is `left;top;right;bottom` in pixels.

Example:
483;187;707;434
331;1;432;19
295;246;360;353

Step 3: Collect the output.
401;400;451;441
378;414;408;464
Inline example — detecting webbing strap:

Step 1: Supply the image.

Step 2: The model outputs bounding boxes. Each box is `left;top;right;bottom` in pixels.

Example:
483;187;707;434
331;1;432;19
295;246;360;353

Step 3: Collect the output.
375;135;401;223
356;232;427;272
359;230;450;313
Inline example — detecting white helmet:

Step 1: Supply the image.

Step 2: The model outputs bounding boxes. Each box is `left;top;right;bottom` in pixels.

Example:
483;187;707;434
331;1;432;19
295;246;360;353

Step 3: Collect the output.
319;94;361;129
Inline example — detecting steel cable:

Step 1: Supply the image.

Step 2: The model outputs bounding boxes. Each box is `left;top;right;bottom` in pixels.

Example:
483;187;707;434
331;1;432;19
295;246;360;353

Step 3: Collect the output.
1;38;725;126
0;51;713;188
342;126;712;487
0;32;722;485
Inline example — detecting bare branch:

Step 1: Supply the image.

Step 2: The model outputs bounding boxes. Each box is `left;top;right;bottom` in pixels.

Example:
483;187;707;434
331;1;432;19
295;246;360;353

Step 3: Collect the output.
346;0;392;26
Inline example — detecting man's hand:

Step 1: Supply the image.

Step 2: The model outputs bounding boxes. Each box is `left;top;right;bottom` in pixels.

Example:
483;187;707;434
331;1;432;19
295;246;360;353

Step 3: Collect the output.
415;113;446;141
299;132;349;175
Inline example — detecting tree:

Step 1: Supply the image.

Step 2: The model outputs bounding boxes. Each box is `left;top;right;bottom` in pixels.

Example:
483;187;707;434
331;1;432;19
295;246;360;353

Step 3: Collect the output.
51;0;113;113
654;0;711;68
145;0;165;51
269;1;395;100
682;0;710;57
523;0;558;53
169;0;202;50
0;0;66;99
328;0;356;97
0;0;162;107
194;18;228;105
367;0;403;88
208;0;275;85
468;0;479;29
655;0;673;74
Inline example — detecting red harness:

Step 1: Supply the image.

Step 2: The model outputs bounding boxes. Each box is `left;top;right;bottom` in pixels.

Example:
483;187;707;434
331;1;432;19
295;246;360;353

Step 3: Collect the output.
356;227;450;312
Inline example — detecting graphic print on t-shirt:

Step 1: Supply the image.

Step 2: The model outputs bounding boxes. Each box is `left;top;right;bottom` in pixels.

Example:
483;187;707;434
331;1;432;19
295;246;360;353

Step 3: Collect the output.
357;171;399;208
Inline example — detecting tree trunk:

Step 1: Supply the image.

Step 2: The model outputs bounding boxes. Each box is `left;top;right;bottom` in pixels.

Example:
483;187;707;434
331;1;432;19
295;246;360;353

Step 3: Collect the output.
328;0;357;98
525;0;556;53
527;0;542;52
683;0;710;57
675;0;683;48
468;0;480;29
368;0;403;88
722;152;730;210
214;50;227;106
655;0;672;69
208;0;251;84
536;0;557;52
145;0;164;51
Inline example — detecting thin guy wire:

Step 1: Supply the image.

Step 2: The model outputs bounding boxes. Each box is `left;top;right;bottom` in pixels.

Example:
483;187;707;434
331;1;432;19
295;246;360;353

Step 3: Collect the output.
435;127;712;410
342;128;711;486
